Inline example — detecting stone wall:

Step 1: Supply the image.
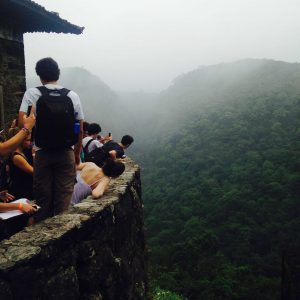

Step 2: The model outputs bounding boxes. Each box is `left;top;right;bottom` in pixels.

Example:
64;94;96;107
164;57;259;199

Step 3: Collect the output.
0;159;148;300
0;30;26;129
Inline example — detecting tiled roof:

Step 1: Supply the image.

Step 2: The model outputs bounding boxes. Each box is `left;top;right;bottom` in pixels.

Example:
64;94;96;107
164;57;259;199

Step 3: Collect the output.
0;0;84;34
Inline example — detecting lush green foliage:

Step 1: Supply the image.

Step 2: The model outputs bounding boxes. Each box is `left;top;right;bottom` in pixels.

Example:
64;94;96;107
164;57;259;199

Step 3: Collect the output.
153;287;184;300
139;60;300;299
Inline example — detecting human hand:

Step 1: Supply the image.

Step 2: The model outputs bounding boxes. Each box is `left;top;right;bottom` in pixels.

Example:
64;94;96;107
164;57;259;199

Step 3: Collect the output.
32;148;36;158
101;134;112;144
23;107;36;130
0;191;15;202
21;203;37;215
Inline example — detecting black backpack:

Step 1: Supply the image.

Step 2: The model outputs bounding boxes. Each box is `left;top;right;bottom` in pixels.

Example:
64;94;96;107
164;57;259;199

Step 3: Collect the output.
82;138;94;162
84;147;108;167
35;86;77;149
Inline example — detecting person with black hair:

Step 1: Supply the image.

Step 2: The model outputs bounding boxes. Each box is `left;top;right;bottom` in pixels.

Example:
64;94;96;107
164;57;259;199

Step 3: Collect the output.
82;123;103;157
85;134;134;166
103;134;134;160
70;160;125;205
18;57;84;222
83;121;90;139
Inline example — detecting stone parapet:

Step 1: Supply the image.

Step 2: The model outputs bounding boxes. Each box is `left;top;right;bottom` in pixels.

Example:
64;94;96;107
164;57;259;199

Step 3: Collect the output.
0;158;147;300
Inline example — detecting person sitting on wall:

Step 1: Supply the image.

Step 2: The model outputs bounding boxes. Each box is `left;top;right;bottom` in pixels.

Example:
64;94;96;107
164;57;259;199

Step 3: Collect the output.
70;160;125;205
8;129;34;200
85;134;134;167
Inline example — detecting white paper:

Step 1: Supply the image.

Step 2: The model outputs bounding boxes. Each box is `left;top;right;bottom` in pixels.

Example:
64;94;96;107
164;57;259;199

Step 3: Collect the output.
0;198;29;220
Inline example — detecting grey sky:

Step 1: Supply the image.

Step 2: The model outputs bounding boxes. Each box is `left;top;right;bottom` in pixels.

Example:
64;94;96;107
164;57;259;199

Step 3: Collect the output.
24;0;300;92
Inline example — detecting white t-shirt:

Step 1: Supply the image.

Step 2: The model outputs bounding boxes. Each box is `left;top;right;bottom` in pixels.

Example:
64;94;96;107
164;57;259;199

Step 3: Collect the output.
82;136;103;154
19;84;84;121
19;84;84;150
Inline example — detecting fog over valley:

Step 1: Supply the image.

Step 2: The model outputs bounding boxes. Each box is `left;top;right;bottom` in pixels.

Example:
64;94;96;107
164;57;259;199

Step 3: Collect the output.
25;0;300;92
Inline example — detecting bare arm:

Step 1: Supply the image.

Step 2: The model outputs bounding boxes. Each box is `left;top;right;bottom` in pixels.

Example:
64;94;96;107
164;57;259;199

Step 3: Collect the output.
0;111;36;157
92;177;111;199
12;154;33;175
0;112;36;157
100;134;113;144
0;131;27;157
0;202;37;214
76;163;87;171
18;106;35;128
109;150;117;160
18;111;26;128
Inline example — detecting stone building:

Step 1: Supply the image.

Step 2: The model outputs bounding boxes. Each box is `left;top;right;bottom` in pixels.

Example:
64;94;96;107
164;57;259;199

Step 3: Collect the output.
0;0;83;129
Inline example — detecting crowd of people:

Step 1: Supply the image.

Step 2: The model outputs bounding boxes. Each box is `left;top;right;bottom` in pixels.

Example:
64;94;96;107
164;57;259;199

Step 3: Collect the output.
0;57;134;233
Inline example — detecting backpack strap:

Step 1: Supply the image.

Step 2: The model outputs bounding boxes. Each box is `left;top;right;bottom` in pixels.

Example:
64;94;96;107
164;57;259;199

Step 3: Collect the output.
36;86;70;97
84;138;94;155
59;88;71;97
36;86;50;96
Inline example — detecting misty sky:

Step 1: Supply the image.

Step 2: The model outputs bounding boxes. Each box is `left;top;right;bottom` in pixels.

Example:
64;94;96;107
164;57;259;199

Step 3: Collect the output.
24;0;300;92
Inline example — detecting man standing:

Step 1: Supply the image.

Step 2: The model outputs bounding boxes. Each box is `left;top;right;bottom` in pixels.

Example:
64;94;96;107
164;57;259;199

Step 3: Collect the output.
19;57;84;221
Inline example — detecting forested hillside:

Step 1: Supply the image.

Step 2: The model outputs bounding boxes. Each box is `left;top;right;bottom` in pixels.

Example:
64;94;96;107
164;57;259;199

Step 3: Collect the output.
141;59;300;299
